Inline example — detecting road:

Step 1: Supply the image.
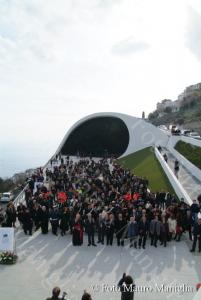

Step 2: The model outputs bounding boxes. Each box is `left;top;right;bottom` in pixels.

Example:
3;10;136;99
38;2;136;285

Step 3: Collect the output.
0;186;23;214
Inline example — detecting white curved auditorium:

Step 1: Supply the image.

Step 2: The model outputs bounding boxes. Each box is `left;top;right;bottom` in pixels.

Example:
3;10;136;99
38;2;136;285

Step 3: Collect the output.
55;112;169;158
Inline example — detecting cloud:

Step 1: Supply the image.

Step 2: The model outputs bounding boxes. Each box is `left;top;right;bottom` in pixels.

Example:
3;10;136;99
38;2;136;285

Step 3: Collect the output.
111;36;150;56
0;35;17;64
97;0;123;9
1;0;201;177
186;6;201;60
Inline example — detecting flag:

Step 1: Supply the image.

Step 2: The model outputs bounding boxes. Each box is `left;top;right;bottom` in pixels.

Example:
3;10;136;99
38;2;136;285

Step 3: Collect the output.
57;192;67;203
124;192;131;201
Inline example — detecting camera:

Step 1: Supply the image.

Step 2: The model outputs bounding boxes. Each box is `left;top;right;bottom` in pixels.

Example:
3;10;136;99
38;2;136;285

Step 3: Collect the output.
62;292;67;299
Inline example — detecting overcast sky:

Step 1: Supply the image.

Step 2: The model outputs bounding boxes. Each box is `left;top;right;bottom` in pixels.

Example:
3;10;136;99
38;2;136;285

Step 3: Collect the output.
1;0;201;177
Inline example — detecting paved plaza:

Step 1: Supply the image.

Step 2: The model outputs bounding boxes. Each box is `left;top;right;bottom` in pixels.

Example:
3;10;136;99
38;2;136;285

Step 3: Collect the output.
0;228;201;300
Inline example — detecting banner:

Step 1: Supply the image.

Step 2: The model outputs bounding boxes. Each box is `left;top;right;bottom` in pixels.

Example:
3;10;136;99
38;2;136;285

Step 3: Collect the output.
0;228;15;252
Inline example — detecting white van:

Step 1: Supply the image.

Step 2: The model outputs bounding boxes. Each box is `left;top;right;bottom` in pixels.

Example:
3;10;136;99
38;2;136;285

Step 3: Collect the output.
0;192;14;203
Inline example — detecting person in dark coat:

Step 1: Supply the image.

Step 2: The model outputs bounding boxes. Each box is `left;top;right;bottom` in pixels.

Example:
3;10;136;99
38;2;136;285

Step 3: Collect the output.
40;206;49;234
185;209;193;241
175;213;183;242
17;203;26;225
60;207;70;236
84;213;97;246
32;204;41;231
21;208;33;235
81;291;92;300
50;207;60;236
118;273;135;300
190;218;201;252
165;193;172;207
97;212;106;245
72;213;83;246
150;215;161;247
138;215;149;249
174;160;179;178
157;146;162;152
163;153;168;163
105;214;115;246
6;202;16;227
46;287;62;300
0;206;4;226
160;217;169;247
198;194;201;205
190;200;200;225
159;191;166;209
115;213;127;246
128;216;138;248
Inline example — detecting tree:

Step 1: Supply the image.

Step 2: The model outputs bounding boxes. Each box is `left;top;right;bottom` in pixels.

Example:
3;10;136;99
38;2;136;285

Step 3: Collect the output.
164;107;172;113
177;118;184;125
0;177;15;193
148;110;159;120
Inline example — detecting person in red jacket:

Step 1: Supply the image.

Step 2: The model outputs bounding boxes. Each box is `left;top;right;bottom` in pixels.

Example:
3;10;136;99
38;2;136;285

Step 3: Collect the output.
133;192;139;201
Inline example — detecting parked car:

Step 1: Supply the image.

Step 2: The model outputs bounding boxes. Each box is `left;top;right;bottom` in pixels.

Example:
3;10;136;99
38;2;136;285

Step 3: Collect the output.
181;129;191;136
158;125;168;131
187;132;201;140
169;124;181;135
0;192;14;203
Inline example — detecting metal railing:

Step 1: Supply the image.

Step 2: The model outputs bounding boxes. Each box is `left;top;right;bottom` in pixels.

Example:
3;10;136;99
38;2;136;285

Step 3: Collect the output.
155;146;192;205
13;184;28;207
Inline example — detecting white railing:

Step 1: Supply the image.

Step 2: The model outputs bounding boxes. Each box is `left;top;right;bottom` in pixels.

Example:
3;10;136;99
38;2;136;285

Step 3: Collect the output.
13;158;53;207
155;147;192;206
13;184;28;207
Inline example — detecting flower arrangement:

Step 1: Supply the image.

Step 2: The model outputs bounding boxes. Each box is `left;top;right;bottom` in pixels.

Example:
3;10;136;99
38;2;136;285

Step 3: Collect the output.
0;251;17;265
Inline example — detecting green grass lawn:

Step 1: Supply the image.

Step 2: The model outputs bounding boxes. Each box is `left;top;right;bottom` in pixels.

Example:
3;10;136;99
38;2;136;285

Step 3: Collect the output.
175;140;201;170
118;147;175;193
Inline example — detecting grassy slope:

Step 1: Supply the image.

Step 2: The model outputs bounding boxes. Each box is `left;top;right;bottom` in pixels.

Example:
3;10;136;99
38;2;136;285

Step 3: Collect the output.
119;147;175;193
175;141;201;170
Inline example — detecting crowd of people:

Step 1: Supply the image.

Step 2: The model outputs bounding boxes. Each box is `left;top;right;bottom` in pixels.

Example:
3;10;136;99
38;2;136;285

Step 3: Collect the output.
1;155;201;252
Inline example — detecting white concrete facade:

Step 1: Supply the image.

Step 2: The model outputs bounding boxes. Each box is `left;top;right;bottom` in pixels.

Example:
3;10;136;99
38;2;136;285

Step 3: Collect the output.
55;112;169;159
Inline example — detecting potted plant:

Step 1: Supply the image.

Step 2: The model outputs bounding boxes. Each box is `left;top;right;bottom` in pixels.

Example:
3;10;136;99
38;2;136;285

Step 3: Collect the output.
0;251;17;265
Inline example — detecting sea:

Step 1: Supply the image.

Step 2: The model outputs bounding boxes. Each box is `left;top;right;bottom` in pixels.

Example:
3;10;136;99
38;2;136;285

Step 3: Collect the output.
0;142;54;179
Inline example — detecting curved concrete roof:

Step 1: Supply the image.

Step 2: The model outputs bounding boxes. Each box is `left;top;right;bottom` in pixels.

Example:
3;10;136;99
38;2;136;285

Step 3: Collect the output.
55;112;169;158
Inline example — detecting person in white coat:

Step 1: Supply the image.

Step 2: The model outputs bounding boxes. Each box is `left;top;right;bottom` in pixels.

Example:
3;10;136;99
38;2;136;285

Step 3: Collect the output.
167;214;177;240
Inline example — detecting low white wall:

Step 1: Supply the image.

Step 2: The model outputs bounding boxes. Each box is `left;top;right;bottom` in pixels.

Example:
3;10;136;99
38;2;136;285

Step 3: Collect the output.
167;136;201;182
155;147;192;205
182;135;201;147
168;135;201;148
